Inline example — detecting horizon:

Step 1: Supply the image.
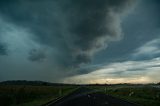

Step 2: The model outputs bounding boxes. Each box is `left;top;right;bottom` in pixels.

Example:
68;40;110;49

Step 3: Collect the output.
1;80;159;85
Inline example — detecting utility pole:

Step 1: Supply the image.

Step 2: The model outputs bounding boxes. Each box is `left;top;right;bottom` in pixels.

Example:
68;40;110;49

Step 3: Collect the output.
59;88;62;96
105;80;108;94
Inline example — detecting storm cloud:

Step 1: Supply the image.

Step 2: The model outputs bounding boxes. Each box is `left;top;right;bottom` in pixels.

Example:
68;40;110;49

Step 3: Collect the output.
0;43;7;55
28;49;46;62
0;0;135;66
0;0;138;82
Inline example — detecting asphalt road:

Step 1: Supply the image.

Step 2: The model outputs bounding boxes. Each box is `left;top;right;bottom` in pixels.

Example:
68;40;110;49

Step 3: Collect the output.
46;87;139;106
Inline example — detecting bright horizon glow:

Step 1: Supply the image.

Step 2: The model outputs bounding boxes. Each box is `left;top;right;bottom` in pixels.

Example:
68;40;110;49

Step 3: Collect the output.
63;57;160;84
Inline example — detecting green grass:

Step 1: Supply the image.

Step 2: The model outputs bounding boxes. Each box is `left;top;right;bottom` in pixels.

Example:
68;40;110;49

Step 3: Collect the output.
1;84;159;106
0;85;77;106
88;85;160;106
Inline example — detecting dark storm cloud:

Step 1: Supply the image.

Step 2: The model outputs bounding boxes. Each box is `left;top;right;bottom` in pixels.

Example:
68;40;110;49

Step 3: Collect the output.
0;43;7;56
0;0;135;67
61;0;135;66
28;49;46;62
93;0;160;64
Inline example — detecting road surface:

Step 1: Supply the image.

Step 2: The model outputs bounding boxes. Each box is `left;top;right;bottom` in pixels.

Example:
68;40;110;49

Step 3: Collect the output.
45;87;139;106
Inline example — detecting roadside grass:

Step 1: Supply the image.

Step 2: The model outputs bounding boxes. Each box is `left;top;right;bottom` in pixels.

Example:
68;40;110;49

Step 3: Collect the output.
11;97;54;106
88;85;160;106
0;85;77;106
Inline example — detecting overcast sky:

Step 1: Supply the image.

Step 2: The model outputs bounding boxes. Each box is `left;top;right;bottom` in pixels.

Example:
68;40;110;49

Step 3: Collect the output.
0;0;160;84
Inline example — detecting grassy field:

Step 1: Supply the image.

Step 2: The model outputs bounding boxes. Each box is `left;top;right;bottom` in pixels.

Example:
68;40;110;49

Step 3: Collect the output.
0;85;77;106
88;85;160;106
1;82;160;106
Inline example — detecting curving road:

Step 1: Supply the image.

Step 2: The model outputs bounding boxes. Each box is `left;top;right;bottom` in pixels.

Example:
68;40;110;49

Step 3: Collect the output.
46;87;139;106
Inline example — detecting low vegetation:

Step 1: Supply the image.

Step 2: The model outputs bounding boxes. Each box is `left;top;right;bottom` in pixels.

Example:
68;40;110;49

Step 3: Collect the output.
1;81;160;106
89;84;160;106
0;81;77;106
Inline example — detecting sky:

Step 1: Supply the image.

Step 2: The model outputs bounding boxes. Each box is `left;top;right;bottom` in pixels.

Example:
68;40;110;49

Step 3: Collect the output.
0;0;160;84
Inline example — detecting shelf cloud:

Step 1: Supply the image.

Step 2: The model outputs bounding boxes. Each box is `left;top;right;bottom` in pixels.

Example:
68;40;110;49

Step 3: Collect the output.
2;0;160;84
0;0;136;67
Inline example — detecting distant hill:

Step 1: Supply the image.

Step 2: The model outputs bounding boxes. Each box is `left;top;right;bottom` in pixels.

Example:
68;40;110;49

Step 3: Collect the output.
0;80;74;86
1;80;159;86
